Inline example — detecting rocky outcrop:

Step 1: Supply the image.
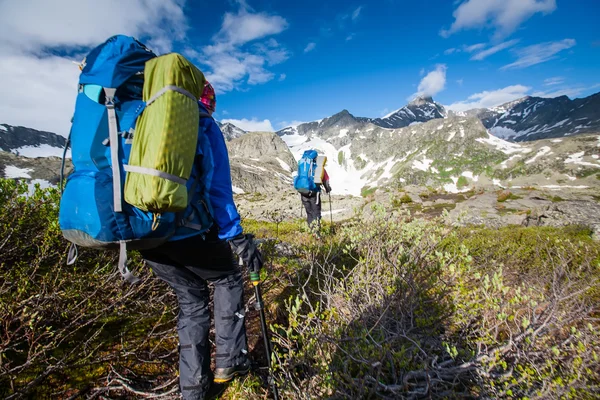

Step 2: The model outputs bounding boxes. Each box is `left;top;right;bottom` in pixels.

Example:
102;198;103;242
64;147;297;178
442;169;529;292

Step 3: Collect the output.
228;132;297;194
0;151;72;183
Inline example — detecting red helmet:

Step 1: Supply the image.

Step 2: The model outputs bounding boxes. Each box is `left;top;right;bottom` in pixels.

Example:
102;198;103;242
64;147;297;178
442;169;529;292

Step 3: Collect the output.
200;81;216;112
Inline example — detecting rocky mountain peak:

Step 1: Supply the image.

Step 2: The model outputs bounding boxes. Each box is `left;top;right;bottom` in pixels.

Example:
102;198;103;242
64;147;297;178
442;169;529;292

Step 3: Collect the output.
217;121;247;141
408;96;435;106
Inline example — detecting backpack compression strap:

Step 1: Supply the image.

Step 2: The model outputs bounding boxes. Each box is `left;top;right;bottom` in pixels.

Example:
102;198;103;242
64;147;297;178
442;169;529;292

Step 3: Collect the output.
104;88;123;213
105;87;141;283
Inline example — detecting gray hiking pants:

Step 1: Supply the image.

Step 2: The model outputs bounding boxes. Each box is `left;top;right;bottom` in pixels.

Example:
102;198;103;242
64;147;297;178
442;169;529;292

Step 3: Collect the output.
301;192;321;232
142;231;248;400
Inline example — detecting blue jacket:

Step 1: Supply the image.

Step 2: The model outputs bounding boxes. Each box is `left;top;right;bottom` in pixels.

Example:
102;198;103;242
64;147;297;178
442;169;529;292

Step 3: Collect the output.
170;103;243;241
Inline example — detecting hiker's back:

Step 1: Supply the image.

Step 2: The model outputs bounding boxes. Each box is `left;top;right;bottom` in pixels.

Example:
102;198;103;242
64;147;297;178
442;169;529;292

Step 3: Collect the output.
294;150;327;195
59;35;212;280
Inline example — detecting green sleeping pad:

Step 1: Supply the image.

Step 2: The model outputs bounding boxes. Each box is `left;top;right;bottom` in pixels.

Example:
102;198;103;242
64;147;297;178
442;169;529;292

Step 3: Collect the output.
124;53;206;212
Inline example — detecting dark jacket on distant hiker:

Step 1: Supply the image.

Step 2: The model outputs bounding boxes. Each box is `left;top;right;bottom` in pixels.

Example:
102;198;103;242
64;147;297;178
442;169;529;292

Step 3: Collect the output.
301;169;331;231
142;86;261;400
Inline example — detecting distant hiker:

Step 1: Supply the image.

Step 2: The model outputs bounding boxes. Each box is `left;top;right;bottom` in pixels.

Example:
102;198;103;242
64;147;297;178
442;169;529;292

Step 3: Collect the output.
58;35;261;400
293;150;332;234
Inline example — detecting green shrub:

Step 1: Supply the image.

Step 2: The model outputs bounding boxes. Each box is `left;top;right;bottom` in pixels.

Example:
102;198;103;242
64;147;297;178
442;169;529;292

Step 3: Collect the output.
270;208;600;399
497;190;521;202
361;186;377;197
456;175;469;188
392;193;413;207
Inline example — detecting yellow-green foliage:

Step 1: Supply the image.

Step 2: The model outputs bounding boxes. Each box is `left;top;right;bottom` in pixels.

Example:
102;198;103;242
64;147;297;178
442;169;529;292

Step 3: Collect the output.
1;179;599;400
0;180;178;399
497;190;522;202
456;175;469;188
269;207;600;399
392;193;413;207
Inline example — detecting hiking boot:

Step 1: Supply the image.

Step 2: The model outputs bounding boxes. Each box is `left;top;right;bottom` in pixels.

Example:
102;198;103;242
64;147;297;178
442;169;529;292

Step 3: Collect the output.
213;360;251;383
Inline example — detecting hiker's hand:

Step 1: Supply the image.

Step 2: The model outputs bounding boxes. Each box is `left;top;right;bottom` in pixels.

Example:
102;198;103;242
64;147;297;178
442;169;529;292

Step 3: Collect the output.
229;234;263;273
324;182;332;194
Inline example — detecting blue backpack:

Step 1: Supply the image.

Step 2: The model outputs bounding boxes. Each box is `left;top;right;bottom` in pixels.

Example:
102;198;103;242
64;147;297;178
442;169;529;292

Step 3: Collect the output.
58;35;210;283
294;150;320;194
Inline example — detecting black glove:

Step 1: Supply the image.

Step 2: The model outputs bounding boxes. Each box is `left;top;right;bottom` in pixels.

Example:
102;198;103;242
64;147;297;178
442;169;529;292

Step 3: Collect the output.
324;181;332;194
229;233;263;273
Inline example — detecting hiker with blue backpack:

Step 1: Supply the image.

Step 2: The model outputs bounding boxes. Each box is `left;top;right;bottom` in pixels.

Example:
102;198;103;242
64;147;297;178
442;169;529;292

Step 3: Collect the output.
59;36;262;400
293;150;332;235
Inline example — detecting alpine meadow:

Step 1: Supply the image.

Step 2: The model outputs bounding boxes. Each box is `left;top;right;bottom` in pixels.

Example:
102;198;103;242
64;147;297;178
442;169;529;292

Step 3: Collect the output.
1;1;599;399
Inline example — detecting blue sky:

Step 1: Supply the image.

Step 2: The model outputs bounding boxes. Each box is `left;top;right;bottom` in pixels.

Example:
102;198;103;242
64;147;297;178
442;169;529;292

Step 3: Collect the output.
0;0;598;134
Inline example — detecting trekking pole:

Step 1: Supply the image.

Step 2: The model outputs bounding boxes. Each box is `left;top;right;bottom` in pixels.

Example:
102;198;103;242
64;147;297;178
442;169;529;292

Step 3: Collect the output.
328;193;334;234
248;263;280;400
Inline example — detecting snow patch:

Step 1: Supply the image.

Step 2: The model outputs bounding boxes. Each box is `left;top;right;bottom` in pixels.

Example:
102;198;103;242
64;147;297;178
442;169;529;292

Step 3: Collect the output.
0;125;7;131
525;146;551;164
492;179;506;188
477;132;530;155
447;131;456;141
275;157;291;172
12;144;70;158
4;165;32;178
551;139;563;143
564;152;600;168
280;133;308;147
412;157;433;172
338;129;349;138
500;154;522;169
232;185;245;194
541;185;589;190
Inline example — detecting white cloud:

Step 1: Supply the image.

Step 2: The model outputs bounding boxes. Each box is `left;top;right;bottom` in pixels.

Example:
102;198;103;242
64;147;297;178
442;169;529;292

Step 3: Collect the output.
464;43;487;53
304;42;317;53
501;39;576;70
352;6;363;21
457;79;464;86
444;48;458;55
190;8;290;93
0;0;187;136
410;64;447;99
213;10;288;46
222;118;274;132
471;39;520;60
441;0;557;38
0;0;187;54
543;76;565;86
279;73;287;81
532;86;589;99
447;85;531;111
346;34;356;41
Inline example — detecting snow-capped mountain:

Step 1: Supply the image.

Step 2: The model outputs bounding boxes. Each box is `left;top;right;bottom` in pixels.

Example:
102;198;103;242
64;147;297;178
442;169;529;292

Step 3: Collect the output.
0;123;67;158
279;115;600;196
364;96;447;129
217;122;247;141
463;92;600;142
